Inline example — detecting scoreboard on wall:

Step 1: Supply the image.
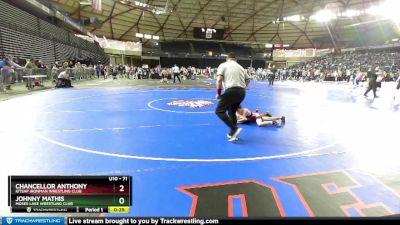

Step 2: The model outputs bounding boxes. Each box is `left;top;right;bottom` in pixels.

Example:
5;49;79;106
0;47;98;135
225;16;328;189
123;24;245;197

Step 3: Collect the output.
8;176;132;213
193;27;224;40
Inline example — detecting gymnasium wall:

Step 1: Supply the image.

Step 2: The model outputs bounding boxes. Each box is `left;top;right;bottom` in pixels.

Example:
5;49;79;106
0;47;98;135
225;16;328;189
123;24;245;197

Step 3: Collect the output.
160;57;266;68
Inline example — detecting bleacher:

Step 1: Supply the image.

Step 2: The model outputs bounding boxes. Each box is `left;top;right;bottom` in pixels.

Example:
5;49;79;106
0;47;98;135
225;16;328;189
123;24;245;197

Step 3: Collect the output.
0;1;38;32
0;0;108;64
54;43;78;62
159;41;256;58
39;20;70;44
223;44;254;57
0;27;55;65
161;42;191;56
191;41;222;55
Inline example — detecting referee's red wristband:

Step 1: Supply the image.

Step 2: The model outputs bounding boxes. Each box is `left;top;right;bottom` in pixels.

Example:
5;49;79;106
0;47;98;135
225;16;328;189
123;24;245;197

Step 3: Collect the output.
217;88;222;95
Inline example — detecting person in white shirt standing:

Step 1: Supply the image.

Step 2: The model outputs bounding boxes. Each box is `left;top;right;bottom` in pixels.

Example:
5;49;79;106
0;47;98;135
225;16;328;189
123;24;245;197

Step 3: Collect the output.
215;53;250;142
172;64;181;83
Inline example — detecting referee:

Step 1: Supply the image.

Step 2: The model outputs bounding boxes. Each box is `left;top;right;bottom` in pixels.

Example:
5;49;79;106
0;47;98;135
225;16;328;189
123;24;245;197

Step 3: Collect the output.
364;66;379;98
215;53;250;142
172;64;182;83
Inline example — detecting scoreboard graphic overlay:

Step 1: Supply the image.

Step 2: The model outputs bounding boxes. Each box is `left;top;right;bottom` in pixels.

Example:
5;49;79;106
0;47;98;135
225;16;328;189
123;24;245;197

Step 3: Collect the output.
8;176;132;213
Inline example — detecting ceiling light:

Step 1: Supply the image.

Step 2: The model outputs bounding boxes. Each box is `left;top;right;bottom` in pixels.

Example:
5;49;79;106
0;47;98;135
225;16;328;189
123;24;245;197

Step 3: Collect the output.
285;15;301;22
366;0;400;22
80;0;92;5
341;9;361;18
265;43;273;48
311;9;337;22
119;0;169;15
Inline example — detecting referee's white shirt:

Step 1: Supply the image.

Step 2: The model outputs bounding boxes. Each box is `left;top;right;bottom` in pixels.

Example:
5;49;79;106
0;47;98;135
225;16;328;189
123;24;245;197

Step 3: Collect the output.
217;60;249;90
58;71;69;79
172;66;180;73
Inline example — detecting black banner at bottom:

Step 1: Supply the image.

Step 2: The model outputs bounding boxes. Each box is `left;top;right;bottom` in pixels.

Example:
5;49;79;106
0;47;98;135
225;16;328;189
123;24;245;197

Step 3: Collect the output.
67;217;400;225
12;207;108;213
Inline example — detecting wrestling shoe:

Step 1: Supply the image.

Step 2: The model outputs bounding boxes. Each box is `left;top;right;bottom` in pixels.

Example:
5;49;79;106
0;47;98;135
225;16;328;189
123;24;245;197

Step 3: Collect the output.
229;128;242;142
272;121;281;127
281;116;286;124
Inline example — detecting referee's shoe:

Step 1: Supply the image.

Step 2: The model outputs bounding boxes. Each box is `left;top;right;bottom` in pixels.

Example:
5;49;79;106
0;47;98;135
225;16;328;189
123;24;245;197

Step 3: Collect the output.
227;127;242;142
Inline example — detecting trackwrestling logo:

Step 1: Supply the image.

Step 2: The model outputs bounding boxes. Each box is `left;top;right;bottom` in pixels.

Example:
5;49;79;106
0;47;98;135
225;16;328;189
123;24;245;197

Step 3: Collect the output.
2;217;64;225
167;100;214;108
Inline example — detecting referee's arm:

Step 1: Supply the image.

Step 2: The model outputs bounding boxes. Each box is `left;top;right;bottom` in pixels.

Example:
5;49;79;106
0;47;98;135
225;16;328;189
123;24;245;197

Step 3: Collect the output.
216;74;223;99
245;78;250;87
245;70;250;87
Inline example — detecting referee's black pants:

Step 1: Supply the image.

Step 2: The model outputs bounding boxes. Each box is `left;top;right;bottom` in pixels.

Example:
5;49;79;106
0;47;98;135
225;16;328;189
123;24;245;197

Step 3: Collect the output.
215;87;246;134
173;73;181;83
269;75;275;85
364;81;377;97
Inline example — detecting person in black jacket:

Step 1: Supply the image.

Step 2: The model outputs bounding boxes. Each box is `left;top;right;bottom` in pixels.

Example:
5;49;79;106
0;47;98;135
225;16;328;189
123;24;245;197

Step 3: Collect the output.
268;65;277;85
364;67;378;98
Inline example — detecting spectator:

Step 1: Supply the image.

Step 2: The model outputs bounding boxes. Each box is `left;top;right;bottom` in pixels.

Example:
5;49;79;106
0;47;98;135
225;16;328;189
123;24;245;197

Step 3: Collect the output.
95;64;102;78
0;56;24;90
56;69;73;88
